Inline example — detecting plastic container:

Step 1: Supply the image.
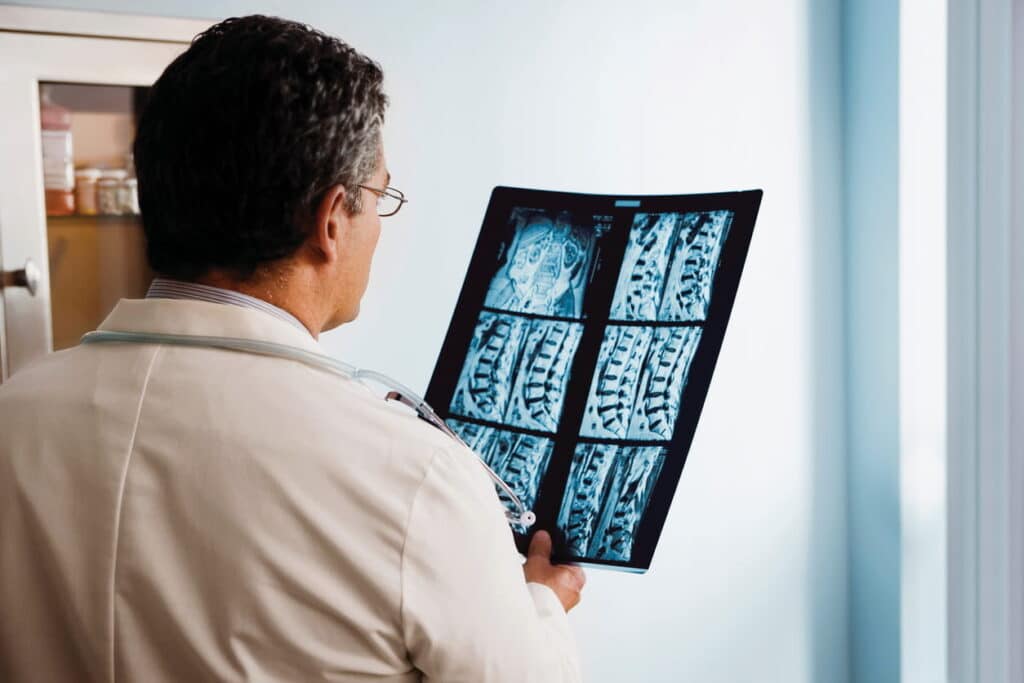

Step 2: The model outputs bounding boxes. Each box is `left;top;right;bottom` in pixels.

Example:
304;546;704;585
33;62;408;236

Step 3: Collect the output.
119;177;139;215
74;168;101;215
97;169;127;215
40;86;75;216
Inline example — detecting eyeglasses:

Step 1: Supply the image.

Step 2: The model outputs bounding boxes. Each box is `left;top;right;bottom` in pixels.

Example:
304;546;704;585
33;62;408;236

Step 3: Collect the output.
358;184;408;217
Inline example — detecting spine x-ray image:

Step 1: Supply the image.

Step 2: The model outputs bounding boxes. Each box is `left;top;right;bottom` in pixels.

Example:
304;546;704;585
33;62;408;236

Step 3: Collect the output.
449;420;554;532
426;187;762;570
580;325;702;440
450;311;583;432
557;444;666;562
609;211;734;322
484;208;602;318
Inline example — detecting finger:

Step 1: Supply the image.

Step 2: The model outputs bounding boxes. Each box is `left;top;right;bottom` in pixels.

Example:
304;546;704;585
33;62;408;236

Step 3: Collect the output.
527;530;552;559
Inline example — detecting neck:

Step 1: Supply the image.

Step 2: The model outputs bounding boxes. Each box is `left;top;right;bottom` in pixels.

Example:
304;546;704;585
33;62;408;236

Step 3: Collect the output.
194;269;323;339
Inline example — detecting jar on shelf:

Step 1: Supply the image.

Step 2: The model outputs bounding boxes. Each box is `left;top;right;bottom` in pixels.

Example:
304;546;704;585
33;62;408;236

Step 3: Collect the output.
97;169;127;215
119;177;139;215
40;86;75;216
74;168;101;215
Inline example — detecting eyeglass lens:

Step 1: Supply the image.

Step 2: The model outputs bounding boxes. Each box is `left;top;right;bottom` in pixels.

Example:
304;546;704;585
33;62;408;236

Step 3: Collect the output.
377;192;401;216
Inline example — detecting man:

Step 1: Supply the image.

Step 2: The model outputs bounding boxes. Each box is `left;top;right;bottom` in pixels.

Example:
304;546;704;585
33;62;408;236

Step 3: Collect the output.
0;15;584;682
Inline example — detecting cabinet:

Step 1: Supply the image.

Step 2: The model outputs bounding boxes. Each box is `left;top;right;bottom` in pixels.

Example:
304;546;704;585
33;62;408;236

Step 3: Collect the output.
0;6;210;381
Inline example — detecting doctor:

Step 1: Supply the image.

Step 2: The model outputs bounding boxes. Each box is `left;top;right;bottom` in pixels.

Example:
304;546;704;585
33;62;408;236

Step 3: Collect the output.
0;14;584;683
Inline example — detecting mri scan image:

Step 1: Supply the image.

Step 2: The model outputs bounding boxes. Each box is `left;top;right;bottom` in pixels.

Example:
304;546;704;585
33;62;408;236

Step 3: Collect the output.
449;420;554;531
557;444;666;562
580;325;702;440
484;207;605;318
450;312;584;432
426;187;762;570
609;210;733;322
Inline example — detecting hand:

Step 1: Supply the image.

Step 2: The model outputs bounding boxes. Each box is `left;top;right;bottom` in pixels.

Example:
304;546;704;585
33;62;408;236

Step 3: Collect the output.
522;530;586;612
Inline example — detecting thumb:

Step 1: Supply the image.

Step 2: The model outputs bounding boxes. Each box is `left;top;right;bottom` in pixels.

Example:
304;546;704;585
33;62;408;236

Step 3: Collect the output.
528;530;553;560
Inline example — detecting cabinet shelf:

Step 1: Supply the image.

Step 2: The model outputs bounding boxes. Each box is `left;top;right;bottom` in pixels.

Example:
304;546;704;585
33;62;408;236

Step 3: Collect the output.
46;213;142;225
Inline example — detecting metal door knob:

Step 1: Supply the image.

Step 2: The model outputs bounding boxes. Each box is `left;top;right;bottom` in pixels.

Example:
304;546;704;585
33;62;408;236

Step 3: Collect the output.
1;259;40;297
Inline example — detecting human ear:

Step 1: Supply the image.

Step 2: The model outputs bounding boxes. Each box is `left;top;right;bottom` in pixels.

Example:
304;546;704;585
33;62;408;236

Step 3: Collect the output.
312;185;348;265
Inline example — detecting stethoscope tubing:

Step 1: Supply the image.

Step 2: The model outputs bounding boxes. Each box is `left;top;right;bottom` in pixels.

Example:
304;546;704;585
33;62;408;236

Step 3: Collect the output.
80;330;536;528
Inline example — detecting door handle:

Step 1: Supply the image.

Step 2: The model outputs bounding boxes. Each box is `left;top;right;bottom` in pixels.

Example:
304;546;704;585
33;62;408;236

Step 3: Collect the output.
1;259;41;297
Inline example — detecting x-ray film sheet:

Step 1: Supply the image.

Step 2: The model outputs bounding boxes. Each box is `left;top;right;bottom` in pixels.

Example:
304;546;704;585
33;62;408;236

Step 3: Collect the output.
427;187;761;571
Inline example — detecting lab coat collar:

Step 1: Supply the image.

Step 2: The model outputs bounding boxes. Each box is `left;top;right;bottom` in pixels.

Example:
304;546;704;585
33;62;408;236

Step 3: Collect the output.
97;298;324;355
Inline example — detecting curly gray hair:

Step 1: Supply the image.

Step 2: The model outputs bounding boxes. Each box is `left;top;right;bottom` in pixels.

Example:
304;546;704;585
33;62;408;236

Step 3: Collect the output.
134;14;389;280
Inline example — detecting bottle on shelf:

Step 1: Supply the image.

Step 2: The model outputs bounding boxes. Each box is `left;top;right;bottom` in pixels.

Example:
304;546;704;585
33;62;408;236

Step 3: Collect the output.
97;168;127;215
119;177;139;215
120;152;139;215
74;167;101;216
40;86;75;216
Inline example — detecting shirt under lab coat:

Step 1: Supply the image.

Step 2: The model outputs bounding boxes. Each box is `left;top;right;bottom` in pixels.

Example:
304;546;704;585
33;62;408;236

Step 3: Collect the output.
0;298;582;682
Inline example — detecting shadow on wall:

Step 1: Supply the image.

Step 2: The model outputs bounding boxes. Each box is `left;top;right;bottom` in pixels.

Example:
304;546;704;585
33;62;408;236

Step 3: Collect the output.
808;0;903;681
806;0;850;681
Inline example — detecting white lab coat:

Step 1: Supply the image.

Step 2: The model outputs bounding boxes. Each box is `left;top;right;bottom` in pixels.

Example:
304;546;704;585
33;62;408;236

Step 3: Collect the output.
0;298;581;682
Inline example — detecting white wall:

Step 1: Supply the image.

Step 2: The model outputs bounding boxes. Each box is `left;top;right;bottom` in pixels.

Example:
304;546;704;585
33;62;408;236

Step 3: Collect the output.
898;0;948;680
325;5;848;681
9;1;849;680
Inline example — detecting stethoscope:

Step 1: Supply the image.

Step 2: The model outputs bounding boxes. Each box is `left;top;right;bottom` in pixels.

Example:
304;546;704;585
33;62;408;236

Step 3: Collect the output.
80;330;537;529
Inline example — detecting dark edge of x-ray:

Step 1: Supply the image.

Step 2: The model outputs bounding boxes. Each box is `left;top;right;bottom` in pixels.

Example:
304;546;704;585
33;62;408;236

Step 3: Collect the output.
426;187;762;572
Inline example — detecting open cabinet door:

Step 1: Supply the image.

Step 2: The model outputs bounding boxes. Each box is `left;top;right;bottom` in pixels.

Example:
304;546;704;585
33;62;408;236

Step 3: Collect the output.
0;7;209;382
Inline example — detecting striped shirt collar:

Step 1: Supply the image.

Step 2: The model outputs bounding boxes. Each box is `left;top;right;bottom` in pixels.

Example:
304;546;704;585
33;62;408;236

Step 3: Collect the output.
146;278;311;336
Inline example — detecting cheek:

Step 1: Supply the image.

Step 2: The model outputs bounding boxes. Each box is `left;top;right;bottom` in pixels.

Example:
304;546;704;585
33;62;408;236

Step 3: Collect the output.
367;220;382;261
360;219;382;277
371;219;382;250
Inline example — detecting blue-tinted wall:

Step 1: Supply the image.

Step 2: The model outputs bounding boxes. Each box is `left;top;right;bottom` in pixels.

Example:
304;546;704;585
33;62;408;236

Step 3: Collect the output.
841;0;901;681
